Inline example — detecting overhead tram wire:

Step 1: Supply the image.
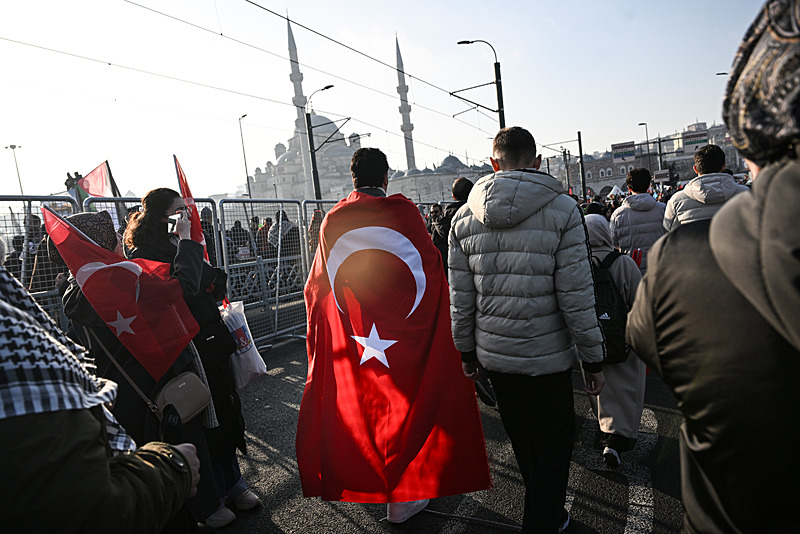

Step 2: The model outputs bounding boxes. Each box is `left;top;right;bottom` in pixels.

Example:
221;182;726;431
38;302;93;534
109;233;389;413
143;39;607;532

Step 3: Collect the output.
124;1;494;136
0;35;473;161
0;35;294;109
244;0;452;95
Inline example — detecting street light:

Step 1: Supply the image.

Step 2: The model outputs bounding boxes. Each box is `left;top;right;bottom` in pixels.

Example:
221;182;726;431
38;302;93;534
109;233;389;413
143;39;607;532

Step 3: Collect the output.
638;122;653;173
457;40;505;129
306;85;334;200
5;144;23;194
238;114;251;198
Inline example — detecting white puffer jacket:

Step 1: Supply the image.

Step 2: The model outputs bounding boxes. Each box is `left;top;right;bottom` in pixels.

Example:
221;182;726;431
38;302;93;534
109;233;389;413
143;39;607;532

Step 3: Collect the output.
449;169;604;376
663;173;749;231
609;193;666;273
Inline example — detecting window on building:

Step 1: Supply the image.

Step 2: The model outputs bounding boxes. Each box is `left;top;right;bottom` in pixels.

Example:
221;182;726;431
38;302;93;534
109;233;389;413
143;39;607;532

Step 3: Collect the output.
599;169;606;178
607;168;613;176
620;166;626;175
586;171;592;180
628;165;634;172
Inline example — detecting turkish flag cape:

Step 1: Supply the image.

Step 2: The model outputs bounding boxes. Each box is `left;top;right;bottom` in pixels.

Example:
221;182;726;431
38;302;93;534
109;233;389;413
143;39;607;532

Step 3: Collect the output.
174;155;209;262
297;192;491;503
42;206;199;381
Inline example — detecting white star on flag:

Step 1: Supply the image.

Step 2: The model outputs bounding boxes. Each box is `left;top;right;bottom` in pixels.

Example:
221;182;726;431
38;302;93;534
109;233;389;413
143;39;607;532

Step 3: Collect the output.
351;324;397;368
107;311;136;336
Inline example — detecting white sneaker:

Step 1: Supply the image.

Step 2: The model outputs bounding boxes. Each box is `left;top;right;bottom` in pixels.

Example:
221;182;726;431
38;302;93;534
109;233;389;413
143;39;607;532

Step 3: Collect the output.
205;506;236;528
232;489;261;511
386;499;429;523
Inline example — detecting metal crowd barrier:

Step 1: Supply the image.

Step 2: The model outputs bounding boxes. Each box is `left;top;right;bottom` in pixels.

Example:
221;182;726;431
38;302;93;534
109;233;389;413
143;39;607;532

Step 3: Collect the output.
2;193;449;351
84;197;222;267
0;195;80;330
300;199;340;273
219;198;307;346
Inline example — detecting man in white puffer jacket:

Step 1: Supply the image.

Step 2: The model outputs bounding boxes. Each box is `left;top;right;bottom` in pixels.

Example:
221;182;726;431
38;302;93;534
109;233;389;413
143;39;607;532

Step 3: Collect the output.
449;126;605;534
663;144;749;232
610;168;666;274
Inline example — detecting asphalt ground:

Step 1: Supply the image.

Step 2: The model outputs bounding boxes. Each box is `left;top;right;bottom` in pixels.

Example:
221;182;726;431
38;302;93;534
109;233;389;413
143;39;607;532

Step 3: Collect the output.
216;339;684;533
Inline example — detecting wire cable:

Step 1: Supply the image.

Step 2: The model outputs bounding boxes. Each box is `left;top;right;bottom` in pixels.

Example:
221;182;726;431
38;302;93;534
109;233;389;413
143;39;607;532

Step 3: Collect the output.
123;0;494;136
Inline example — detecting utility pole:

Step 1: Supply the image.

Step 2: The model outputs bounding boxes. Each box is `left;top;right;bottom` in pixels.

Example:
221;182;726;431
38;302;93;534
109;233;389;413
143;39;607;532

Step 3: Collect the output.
577;131;587;201
657;137;664;171
305;112;323;200
562;148;571;193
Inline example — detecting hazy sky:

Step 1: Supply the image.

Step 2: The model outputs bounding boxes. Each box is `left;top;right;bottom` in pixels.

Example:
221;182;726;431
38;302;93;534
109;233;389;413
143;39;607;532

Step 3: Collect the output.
1;0;763;198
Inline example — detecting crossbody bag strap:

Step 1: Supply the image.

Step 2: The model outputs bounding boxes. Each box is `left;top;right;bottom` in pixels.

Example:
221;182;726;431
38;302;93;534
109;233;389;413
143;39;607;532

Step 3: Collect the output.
84;326;160;416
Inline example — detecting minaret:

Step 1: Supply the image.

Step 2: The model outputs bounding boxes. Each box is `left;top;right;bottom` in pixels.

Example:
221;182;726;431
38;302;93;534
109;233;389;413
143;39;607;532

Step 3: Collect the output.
288;20;314;198
396;38;416;171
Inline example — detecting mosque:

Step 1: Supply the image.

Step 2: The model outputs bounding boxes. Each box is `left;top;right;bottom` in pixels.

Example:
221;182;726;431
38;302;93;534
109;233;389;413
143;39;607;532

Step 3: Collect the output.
250;22;489;202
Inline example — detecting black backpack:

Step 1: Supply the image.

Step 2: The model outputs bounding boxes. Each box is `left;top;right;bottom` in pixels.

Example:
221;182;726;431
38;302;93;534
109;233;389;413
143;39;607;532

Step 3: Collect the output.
591;251;630;364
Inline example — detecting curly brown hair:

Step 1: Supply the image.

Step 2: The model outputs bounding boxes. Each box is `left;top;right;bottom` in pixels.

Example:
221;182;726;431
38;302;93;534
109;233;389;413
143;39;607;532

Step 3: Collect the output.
123;188;180;250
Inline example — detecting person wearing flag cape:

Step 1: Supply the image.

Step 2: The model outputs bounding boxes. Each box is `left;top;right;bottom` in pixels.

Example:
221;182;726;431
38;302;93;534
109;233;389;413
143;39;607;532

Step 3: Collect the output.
297;148;492;523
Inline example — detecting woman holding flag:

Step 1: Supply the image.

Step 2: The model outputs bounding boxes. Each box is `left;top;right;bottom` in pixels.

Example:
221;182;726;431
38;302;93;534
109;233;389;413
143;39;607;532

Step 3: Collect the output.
124;188;259;528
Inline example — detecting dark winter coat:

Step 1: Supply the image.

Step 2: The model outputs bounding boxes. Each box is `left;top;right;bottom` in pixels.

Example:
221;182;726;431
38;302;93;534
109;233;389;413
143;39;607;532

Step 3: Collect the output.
627;154;800;532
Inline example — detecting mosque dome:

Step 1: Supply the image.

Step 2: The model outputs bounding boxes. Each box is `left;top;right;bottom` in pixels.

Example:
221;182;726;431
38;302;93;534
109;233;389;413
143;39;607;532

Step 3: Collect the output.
276;149;299;165
406;168;422;176
390;170;406;180
323;144;354;158
440;155;465;169
420;168;434;174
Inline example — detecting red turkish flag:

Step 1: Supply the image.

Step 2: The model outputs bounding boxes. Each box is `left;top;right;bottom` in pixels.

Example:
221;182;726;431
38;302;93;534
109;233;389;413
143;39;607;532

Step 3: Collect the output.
42;206;199;381
297;191;491;503
174;155;209;262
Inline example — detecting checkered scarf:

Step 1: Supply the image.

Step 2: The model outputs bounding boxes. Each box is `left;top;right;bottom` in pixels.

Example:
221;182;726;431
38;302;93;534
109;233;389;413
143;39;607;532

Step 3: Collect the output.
0;265;136;454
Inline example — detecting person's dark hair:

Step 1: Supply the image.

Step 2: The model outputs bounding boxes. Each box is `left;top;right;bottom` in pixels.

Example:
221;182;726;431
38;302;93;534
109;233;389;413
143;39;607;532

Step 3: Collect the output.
585;202;606;216
452;177;474;201
626;168;652;193
351;148;389;188
124;188;180;250
12;235;24;252
694;144;726;175
492;127;537;168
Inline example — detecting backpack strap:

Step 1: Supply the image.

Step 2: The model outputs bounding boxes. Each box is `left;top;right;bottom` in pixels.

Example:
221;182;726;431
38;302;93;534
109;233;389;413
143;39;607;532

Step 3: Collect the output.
599;250;622;270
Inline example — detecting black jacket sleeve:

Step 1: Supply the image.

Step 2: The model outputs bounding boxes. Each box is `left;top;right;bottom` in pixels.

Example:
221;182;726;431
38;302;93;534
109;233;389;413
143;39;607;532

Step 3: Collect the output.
0;408;192;534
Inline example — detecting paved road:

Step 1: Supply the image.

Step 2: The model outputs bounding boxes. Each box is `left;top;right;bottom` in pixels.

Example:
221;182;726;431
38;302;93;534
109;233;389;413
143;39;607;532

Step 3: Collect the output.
218;339;684;533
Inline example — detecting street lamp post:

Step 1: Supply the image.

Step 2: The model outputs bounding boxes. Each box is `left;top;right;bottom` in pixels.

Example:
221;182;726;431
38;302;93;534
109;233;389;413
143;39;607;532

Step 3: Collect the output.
5;144;23;194
238;114;251;198
306;84;334;200
457;40;505;129
638;122;653;173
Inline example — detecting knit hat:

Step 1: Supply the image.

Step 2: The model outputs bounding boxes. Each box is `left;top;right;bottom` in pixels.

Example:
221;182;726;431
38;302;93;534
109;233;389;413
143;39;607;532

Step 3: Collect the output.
48;210;118;266
723;0;800;165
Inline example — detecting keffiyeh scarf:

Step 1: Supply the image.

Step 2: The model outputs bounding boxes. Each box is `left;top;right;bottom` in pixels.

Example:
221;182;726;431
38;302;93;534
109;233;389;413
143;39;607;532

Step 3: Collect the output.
0;266;135;453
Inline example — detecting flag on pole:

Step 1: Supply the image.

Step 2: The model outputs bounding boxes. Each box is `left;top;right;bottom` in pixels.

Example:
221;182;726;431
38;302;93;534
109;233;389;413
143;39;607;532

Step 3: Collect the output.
174;155;209;262
42;205;199;381
67;161;125;226
296;191;491;503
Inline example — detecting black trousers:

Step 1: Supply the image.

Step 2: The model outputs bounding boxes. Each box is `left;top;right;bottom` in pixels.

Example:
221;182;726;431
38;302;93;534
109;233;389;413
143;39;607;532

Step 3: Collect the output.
488;369;575;534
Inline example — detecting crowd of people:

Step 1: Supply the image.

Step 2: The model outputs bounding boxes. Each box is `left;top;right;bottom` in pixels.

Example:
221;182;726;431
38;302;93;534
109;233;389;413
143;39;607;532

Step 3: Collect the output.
1;2;798;532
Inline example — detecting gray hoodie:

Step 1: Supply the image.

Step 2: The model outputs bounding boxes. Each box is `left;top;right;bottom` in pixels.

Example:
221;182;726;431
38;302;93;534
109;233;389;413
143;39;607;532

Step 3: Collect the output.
449;170;604;376
663;173;749;231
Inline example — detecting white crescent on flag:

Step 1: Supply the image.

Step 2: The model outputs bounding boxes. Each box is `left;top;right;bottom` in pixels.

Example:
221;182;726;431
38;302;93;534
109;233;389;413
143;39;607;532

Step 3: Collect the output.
326;226;426;319
76;261;143;302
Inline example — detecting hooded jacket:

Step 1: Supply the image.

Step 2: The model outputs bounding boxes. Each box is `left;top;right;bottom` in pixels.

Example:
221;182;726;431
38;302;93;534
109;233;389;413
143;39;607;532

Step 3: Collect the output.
609;193;666;273
449;169;604;376
585;214;641;308
626;154;800;533
663;172;748;231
